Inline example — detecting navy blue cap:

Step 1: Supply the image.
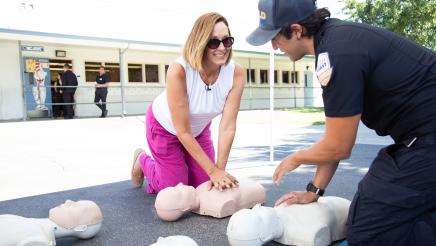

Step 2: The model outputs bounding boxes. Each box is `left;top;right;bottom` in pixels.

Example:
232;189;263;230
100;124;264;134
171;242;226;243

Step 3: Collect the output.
246;0;316;46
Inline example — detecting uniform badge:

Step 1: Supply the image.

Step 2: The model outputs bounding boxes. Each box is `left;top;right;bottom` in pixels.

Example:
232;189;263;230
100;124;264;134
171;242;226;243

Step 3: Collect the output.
316;52;333;86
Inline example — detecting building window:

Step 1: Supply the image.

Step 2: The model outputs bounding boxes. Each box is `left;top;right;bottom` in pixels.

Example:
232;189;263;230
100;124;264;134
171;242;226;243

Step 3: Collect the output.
260;69;268;84
85;62;101;82
105;62;120;82
246;69;255;83
274;70;278;83
282;71;289;83
49;59;72;82
128;63;143;82
291;71;299;84
145;64;159;83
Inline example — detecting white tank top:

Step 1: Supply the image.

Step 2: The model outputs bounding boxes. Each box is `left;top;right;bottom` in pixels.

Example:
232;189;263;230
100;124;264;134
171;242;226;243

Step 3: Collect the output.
152;57;235;137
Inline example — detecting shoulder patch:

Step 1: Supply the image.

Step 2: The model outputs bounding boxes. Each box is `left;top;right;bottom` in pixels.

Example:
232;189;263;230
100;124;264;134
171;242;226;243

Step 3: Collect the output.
316;52;332;86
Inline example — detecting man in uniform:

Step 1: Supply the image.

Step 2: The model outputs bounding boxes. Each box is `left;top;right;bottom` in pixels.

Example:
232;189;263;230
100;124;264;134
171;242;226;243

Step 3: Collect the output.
246;0;436;245
61;63;78;119
94;65;109;118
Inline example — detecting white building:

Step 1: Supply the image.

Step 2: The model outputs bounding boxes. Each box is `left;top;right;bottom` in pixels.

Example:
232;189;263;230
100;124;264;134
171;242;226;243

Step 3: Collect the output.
0;0;323;121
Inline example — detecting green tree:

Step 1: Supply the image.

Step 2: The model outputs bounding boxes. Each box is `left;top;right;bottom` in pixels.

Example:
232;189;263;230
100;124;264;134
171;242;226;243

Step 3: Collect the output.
343;0;436;51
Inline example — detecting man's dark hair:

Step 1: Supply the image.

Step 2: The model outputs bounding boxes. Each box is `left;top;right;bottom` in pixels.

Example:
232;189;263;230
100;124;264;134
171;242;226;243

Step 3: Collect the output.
100;65;105;69
279;8;331;39
63;63;71;69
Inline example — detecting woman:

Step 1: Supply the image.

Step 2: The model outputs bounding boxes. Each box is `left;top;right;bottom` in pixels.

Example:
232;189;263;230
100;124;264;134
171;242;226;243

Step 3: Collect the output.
131;12;245;193
51;73;64;118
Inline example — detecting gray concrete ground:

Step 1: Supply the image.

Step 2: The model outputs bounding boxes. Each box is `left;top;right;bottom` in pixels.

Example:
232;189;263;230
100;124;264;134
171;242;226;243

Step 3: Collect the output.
0;110;393;245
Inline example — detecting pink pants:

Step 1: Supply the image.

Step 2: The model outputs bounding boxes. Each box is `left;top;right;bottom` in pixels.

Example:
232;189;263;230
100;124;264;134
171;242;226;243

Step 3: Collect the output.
139;105;215;194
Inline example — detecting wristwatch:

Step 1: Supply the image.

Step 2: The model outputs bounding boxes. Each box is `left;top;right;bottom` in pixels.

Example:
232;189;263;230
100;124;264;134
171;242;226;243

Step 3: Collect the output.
306;182;325;196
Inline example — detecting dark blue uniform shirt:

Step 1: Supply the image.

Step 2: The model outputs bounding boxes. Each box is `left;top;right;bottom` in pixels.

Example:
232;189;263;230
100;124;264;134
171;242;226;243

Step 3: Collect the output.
315;18;436;142
96;74;109;85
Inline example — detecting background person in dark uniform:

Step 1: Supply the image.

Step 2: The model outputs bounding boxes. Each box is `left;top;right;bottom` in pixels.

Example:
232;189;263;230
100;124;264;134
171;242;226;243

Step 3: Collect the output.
51;72;64;118
94;66;109;118
61;63;78;119
247;0;436;245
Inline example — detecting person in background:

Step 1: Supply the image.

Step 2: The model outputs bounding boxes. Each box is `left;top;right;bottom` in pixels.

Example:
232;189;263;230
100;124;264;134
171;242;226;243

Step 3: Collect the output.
94;65;109;118
61;63;78;119
51;72;64;118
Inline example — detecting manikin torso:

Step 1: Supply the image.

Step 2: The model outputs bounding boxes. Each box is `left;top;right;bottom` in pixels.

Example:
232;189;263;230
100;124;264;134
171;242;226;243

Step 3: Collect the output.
226;196;351;246
0;200;103;246
155;179;266;221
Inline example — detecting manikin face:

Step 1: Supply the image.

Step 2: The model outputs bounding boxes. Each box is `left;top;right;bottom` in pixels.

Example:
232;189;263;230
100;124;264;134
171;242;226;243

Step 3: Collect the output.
155;184;198;211
204;21;231;67
271;25;306;62
155;183;199;221
173;183;198;211
49;200;103;229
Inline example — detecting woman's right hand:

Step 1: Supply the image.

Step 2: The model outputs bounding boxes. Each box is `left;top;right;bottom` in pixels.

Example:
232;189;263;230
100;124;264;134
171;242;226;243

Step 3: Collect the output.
207;167;238;191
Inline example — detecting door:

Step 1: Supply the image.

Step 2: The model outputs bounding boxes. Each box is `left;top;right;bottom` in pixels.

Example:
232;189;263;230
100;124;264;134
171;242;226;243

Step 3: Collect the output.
23;57;52;118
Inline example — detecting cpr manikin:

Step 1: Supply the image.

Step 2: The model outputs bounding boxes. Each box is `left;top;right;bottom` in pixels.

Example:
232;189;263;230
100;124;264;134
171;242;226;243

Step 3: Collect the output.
150;235;198;246
0;200;103;246
155;179;266;221
226;196;351;246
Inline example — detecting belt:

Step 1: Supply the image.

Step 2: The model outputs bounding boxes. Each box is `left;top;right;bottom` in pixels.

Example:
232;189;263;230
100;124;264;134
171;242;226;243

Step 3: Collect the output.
399;132;436;148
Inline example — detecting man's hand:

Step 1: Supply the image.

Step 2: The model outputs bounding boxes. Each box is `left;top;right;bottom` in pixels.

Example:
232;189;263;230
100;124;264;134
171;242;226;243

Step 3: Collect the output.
273;154;301;185
207;167;238;191
275;191;318;207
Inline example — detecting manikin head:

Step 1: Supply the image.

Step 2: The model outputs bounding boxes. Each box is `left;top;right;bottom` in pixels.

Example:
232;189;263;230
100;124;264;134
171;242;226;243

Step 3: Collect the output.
150;235;198;246
155;183;199;221
49;200;103;229
227;204;283;246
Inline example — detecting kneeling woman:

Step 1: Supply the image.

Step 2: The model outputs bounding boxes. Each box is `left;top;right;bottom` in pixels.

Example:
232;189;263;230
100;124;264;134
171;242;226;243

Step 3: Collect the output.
131;12;245;193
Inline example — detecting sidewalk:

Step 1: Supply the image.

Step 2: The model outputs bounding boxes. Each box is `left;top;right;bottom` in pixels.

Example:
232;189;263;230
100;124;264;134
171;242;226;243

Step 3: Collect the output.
0;110;392;201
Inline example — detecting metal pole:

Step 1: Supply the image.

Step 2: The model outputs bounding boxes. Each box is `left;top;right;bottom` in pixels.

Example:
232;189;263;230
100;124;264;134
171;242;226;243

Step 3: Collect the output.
18;41;27;121
119;45;129;117
269;51;275;165
293;61;296;108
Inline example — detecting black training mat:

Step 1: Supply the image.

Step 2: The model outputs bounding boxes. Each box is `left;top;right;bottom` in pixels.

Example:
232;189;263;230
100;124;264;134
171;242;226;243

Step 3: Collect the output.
0;143;383;245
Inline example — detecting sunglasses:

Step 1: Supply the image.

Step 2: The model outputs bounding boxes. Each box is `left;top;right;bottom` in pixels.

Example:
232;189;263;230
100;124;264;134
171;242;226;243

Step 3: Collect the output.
207;37;234;49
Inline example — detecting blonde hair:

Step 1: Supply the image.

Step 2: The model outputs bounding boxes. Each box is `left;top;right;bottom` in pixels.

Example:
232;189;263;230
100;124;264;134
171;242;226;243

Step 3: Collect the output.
183;12;233;70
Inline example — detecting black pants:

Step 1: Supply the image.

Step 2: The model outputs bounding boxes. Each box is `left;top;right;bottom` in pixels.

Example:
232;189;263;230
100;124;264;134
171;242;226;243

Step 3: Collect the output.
62;91;75;119
94;88;108;112
347;135;436;245
52;94;63;117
